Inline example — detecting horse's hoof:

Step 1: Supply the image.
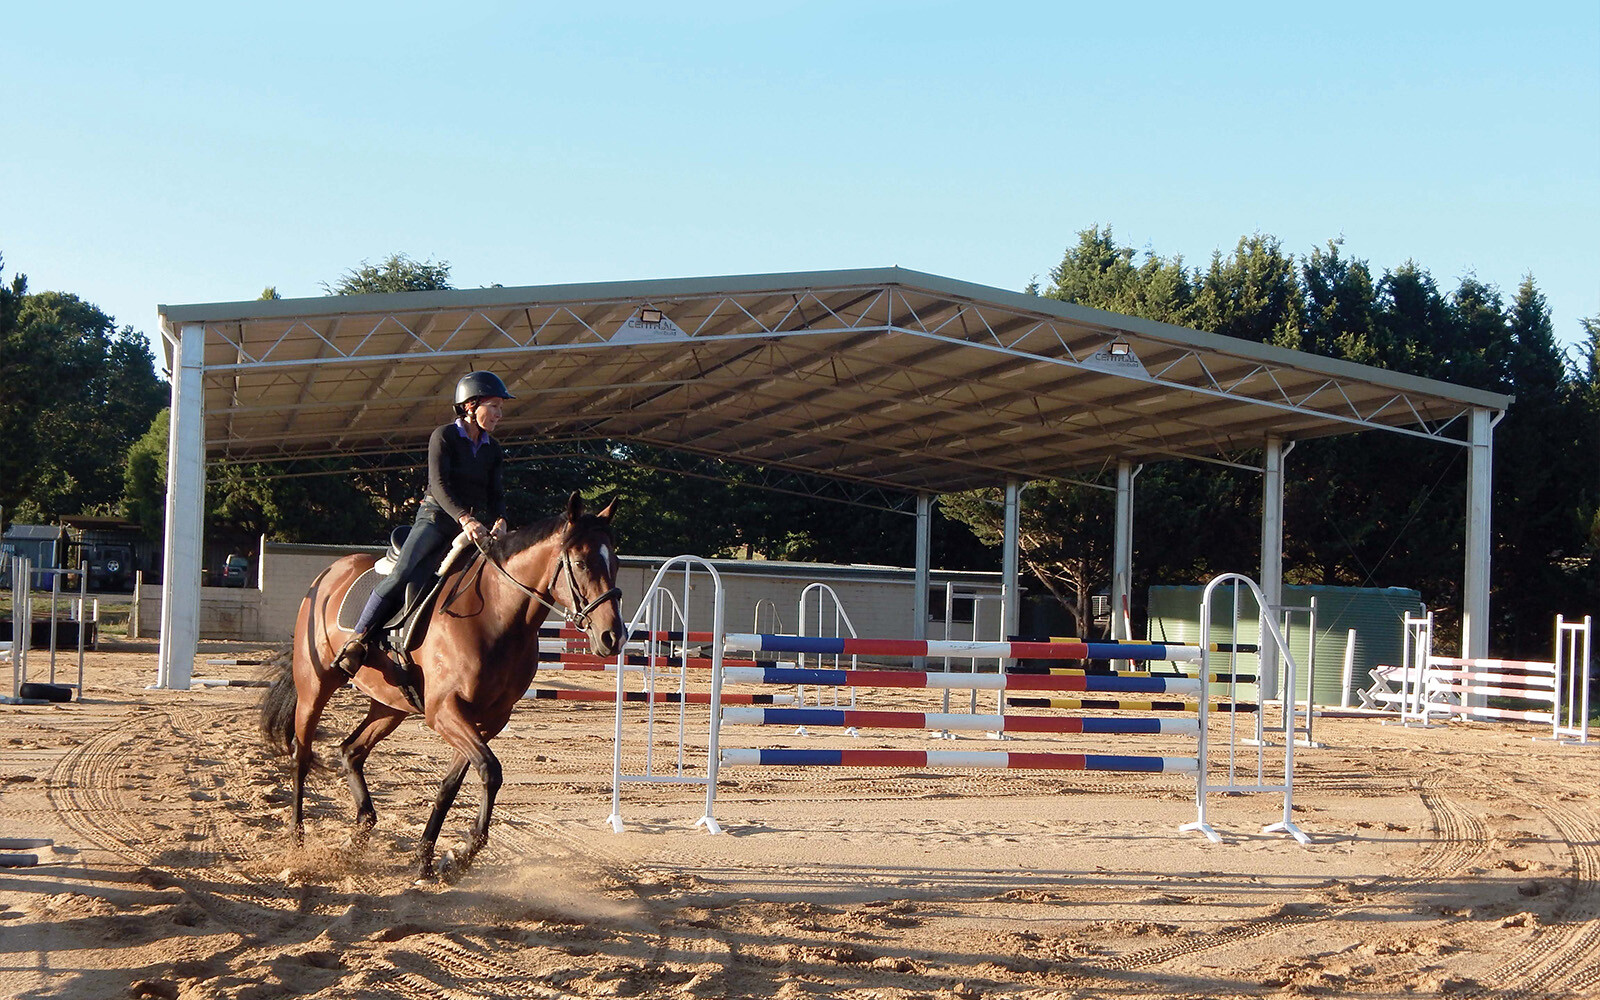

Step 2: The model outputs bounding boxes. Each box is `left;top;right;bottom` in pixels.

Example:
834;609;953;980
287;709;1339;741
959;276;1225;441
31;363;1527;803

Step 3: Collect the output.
435;850;462;883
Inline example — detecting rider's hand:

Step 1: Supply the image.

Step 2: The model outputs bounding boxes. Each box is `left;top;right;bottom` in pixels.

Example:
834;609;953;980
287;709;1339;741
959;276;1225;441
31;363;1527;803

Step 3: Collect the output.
460;515;490;545
491;518;508;539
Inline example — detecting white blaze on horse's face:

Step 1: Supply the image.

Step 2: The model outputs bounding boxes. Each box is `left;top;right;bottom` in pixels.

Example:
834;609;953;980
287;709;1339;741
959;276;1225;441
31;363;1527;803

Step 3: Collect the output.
575;536;622;657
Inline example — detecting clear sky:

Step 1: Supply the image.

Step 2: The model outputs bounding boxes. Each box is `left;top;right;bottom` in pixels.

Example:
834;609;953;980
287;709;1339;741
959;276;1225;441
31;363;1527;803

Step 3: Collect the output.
4;2;1596;364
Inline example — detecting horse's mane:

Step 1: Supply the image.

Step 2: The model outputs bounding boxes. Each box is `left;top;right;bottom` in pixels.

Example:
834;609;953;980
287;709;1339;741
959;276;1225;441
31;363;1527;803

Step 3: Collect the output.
489;512;613;561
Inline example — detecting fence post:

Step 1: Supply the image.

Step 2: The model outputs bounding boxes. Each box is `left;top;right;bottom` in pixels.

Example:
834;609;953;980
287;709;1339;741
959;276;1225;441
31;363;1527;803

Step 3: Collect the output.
130;571;143;638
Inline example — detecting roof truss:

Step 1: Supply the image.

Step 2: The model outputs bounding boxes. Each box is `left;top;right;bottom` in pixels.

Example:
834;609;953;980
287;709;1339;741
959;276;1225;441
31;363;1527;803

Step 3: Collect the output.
161;268;1510;499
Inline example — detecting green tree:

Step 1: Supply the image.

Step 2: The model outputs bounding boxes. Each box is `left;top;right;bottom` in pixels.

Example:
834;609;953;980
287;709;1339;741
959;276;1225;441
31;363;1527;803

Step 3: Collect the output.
1301;239;1379;361
136;254;464;545
208;462;386;543
0;255;43;516
1576;317;1600;558
939;483;1114;635
1375;262;1453;377
987;226;1596;658
324;253;453;295
123;410;388;545
1046;225;1194;324
0;259;167;521
1488;278;1579;652
1191;234;1304;348
123;410;168;538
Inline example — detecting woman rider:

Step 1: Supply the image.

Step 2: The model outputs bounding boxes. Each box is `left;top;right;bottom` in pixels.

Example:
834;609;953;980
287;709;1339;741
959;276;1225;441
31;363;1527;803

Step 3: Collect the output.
333;371;514;703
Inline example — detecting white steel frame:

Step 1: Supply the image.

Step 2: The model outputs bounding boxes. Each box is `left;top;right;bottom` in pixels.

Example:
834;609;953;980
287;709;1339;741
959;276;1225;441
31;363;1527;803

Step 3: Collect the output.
156;275;1508;690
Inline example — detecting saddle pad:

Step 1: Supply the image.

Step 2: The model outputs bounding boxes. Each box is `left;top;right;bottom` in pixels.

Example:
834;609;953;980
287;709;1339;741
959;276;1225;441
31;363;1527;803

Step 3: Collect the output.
337;568;381;632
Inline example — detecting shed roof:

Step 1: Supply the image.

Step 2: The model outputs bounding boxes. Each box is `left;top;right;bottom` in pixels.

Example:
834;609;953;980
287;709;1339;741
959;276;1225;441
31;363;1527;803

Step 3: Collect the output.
159;267;1510;497
4;525;66;540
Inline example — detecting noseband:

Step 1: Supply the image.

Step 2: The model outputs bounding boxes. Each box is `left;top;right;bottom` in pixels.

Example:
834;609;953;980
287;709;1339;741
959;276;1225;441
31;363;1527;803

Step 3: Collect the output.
473;535;621;632
554;548;624;629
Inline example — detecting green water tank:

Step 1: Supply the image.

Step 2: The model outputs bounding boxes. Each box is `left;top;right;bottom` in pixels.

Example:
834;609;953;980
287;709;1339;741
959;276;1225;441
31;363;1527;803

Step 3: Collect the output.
1145;584;1424;706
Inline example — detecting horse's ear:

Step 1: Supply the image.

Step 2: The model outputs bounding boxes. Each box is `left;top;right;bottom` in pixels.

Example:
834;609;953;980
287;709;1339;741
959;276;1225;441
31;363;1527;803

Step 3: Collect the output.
565;491;584;522
595;494;617;522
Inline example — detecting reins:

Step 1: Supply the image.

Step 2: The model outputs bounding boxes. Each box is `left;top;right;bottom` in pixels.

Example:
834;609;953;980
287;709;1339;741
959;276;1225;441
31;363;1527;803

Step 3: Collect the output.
470;533;621;631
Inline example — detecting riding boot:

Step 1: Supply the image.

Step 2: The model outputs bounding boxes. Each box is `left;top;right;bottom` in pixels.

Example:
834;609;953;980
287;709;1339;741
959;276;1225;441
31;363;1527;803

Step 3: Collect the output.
332;634;368;677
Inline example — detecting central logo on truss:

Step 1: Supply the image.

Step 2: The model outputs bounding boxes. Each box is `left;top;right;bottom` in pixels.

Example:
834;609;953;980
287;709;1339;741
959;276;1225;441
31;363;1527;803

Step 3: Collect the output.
1081;339;1149;378
611;307;688;344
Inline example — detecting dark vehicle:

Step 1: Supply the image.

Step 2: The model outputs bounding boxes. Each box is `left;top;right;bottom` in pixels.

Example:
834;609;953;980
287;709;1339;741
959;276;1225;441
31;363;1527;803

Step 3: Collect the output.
87;544;135;592
221;554;251;588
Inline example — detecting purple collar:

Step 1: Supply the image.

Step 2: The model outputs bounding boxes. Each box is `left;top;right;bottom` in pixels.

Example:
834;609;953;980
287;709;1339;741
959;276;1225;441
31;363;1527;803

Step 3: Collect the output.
453;418;493;456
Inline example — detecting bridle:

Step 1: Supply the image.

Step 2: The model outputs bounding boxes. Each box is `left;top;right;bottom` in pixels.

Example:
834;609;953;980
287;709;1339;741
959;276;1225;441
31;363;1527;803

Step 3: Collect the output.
471;532;621;632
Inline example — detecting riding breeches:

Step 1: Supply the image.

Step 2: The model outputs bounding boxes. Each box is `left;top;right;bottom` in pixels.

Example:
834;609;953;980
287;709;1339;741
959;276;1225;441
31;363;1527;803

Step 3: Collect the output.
351;510;460;636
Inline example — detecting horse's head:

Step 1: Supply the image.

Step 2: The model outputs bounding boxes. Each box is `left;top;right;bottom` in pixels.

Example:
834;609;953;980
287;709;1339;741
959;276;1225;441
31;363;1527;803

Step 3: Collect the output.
498;492;623;657
559;492;624;656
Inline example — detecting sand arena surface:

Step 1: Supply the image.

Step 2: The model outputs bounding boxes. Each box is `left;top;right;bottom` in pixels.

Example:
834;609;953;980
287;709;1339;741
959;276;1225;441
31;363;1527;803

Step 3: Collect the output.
2;640;1599;999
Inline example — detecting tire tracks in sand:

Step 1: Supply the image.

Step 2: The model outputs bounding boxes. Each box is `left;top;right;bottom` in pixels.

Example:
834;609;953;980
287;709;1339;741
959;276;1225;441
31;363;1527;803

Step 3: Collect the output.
1082;772;1492;975
1463;775;1600;998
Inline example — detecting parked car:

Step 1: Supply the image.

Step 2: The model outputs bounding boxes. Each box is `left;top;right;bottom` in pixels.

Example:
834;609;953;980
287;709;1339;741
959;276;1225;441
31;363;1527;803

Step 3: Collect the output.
220;554;251;588
87;545;135;592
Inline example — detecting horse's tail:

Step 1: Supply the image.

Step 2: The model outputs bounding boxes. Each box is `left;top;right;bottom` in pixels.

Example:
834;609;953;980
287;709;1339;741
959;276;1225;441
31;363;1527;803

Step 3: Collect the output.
259;564;334;757
257;644;299;756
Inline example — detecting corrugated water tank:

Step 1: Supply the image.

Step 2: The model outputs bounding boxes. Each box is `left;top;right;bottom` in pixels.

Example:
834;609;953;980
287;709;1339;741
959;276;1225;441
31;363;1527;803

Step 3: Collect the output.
1145;584;1424;706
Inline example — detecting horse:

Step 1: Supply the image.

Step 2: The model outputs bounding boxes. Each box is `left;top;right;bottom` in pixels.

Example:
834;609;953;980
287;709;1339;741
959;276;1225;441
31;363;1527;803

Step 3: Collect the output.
259;492;623;880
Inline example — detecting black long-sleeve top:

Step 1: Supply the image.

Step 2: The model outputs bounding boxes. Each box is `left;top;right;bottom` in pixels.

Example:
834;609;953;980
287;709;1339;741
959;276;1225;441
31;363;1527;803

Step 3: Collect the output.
422;420;505;525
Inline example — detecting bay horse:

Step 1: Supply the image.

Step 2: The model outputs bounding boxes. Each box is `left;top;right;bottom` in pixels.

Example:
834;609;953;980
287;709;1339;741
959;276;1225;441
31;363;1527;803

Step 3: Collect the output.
260;492;623;880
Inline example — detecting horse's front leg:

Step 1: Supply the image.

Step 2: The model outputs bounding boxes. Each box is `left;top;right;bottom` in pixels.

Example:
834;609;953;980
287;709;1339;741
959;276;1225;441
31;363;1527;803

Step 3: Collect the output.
424;704;504;881
417;752;471;880
450;743;503;875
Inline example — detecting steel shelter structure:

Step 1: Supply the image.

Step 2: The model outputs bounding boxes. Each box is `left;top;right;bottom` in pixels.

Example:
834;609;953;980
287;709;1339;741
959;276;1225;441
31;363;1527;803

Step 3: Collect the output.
154;267;1511;688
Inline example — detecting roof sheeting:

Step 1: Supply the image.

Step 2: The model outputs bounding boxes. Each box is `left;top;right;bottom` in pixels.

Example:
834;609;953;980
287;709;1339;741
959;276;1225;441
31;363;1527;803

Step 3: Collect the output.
159;267;1510;494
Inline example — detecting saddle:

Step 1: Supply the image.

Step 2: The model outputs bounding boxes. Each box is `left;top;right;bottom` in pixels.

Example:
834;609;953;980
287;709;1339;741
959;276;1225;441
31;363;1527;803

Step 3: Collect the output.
336;526;479;665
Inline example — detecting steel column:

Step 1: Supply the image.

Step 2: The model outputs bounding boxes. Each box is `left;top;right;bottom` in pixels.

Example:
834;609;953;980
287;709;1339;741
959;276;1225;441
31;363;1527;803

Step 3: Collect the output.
1260;437;1285;700
1002;482;1021;639
1111;461;1138;642
913;493;931;668
1462;407;1495;659
156;323;206;690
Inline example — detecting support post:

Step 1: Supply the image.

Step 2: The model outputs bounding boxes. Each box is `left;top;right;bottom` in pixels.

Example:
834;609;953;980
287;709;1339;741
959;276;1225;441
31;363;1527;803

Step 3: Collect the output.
1001;482;1021;640
156;323;206;690
1111;461;1139;642
1462;407;1495;660
913;493;931;669
130;570;143;638
1260;437;1286;701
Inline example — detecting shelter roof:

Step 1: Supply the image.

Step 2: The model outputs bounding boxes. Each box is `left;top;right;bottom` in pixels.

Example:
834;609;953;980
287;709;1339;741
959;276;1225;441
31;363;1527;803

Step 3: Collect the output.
4;524;66;540
159;267;1510;497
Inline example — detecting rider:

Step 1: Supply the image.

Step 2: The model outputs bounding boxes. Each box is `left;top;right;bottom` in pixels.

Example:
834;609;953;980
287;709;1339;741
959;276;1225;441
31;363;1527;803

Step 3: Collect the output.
333;371;514;704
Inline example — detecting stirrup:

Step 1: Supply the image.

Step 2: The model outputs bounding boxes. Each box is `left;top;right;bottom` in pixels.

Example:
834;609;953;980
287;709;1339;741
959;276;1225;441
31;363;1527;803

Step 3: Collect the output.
333;637;367;677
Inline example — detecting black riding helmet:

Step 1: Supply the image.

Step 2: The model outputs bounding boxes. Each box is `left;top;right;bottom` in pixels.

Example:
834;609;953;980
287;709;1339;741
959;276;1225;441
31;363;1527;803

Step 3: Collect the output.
453;371;515;416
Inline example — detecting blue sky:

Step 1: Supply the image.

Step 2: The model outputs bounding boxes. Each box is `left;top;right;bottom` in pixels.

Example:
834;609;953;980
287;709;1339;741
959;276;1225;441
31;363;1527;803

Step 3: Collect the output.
4;2;1596;362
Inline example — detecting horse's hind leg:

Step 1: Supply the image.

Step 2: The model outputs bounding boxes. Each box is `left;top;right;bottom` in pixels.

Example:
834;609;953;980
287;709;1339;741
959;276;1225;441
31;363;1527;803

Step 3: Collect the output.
290;680;339;846
337;700;408;850
417;751;471;880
